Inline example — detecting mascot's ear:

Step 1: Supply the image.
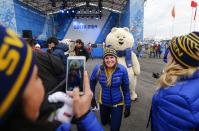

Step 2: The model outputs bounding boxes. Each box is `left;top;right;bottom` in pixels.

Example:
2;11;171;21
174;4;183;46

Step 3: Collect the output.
111;27;117;33
123;27;129;32
102;42;106;49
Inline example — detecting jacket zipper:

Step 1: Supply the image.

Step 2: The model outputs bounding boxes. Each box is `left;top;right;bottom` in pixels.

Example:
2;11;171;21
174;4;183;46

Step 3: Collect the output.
110;86;113;105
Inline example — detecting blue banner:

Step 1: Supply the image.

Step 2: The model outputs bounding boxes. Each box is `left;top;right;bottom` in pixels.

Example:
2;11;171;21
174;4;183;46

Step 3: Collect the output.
95;12;119;44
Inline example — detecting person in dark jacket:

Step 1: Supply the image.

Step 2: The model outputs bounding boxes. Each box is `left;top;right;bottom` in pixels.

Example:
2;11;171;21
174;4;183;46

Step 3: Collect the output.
151;32;199;131
34;52;65;93
52;42;69;66
24;36;65;94
75;39;89;61
0;25;103;131
90;47;131;131
46;37;59;54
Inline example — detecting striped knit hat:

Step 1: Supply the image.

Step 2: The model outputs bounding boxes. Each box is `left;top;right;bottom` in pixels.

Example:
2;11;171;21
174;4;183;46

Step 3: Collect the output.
169;32;199;68
103;47;117;58
0;25;35;124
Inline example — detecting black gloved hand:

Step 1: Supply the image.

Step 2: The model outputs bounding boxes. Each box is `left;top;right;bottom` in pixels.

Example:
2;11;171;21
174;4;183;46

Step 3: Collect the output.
152;72;160;79
124;108;130;118
91;98;98;108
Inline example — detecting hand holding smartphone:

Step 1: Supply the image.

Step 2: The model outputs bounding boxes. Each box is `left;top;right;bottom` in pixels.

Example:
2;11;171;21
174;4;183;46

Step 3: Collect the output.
66;56;85;95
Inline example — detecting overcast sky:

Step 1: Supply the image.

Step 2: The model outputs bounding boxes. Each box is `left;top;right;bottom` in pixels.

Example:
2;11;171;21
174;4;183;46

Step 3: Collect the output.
144;0;199;39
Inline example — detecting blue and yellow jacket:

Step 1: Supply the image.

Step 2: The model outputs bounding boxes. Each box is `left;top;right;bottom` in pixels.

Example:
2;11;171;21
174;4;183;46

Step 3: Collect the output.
56;111;103;131
152;70;199;131
90;64;131;109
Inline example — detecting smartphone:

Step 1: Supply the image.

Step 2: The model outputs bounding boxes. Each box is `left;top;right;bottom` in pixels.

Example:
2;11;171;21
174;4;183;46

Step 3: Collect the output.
66;56;85;95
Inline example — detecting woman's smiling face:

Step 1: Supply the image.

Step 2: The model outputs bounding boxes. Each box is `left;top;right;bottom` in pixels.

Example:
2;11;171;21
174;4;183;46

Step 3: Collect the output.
104;55;117;68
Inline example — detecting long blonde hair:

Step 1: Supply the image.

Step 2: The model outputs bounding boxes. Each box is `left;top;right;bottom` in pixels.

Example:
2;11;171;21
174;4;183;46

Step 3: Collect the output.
158;53;198;88
103;56;117;87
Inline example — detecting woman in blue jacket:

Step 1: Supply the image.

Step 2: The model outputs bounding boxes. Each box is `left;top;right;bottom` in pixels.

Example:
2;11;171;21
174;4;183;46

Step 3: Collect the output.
90;47;131;131
151;32;199;131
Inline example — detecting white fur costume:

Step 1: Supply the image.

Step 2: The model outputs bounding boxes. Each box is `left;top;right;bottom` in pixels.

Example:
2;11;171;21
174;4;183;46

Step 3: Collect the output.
60;38;76;56
48;92;73;123
105;27;140;100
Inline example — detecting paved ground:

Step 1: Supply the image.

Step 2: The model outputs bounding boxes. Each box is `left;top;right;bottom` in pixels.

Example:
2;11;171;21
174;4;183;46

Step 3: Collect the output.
72;56;165;131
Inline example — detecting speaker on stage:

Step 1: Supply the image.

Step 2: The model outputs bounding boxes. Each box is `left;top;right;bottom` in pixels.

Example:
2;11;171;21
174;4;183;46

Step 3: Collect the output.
22;30;32;39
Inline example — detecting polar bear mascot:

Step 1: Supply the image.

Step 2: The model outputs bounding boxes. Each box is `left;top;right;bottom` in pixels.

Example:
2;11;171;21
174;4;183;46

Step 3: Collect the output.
105;27;140;101
60;38;76;56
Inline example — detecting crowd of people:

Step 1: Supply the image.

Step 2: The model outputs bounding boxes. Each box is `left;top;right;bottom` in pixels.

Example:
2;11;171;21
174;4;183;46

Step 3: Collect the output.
136;40;168;59
0;24;199;131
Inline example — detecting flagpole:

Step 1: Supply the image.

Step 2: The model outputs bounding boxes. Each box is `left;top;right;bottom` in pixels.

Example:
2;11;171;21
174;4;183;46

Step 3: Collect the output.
190;7;193;32
194;7;197;31
172;0;175;37
172;17;174;36
194;10;196;31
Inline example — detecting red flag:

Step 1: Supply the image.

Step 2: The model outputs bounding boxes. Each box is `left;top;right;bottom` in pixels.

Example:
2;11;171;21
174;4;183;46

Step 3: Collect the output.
191;1;198;8
171;6;175;18
194;8;197;20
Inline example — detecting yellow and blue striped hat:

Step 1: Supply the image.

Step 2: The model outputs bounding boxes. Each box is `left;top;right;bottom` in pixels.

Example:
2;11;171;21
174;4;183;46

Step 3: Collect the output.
0;25;35;124
169;32;199;68
103;46;117;58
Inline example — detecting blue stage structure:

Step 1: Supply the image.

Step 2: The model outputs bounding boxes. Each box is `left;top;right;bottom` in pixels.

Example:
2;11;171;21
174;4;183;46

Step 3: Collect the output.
0;0;144;58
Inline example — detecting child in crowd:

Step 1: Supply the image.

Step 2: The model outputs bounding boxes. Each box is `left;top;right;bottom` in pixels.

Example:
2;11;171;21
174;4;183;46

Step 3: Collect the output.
35;43;41;50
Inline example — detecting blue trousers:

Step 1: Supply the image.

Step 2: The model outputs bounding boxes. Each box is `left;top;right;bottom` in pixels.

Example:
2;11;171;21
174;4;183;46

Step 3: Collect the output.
100;104;123;131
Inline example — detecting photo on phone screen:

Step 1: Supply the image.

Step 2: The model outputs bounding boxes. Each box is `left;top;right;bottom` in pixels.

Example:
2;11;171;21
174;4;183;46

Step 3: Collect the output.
66;56;85;93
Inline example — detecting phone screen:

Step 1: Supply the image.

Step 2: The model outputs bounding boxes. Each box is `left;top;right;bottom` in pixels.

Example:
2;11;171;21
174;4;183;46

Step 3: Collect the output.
66;57;85;93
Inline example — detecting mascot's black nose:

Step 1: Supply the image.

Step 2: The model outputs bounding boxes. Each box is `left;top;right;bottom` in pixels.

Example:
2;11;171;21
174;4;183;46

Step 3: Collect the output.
118;38;124;45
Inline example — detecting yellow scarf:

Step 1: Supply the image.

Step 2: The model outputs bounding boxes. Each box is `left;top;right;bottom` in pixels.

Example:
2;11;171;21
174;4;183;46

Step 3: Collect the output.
105;67;116;87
